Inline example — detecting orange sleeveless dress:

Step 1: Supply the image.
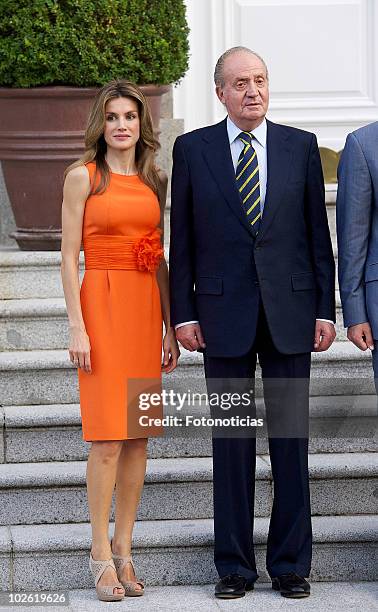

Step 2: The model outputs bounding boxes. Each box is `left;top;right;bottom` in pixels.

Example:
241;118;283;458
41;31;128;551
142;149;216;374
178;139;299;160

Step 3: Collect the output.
78;162;163;441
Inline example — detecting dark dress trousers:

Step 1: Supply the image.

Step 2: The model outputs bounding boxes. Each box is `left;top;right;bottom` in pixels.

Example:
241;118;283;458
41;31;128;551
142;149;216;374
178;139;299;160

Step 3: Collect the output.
169;118;335;581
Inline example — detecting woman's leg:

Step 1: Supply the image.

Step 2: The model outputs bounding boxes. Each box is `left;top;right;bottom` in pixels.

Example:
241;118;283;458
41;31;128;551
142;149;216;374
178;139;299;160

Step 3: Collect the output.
112;437;148;587
87;440;124;594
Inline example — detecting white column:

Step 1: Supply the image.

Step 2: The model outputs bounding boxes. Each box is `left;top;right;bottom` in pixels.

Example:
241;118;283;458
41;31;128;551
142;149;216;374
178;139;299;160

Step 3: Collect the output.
173;0;227;131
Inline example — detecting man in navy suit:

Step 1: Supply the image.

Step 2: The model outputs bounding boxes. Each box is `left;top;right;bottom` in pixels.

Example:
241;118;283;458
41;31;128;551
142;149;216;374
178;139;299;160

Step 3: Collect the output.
169;47;336;599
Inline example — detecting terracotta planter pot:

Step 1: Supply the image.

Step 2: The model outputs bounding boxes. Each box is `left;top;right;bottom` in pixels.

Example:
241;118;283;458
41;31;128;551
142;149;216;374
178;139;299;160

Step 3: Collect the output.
0;84;169;250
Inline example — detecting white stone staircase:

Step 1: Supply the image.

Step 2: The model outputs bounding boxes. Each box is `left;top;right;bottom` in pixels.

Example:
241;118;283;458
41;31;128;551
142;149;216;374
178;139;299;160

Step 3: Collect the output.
0;196;377;592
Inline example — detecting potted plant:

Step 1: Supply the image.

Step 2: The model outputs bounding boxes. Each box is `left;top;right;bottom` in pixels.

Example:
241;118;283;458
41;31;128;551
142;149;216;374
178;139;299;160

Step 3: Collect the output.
0;0;189;250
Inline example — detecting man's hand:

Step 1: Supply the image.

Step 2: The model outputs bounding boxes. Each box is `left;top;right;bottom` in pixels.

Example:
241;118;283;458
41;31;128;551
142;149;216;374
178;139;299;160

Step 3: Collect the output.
347;322;375;351
313;320;336;352
175;323;206;352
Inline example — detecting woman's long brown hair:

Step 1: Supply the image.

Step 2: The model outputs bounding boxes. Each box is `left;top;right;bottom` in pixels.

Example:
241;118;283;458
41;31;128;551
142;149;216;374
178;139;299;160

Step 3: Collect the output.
65;80;161;197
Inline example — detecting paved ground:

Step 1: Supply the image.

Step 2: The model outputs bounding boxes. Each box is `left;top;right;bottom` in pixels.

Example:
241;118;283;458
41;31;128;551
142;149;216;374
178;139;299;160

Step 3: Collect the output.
2;582;377;611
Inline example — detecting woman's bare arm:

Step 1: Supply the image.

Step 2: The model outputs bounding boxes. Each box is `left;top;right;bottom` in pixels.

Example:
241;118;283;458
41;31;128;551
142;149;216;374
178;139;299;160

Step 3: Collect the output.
61;165;92;372
155;170;180;372
156;171;170;329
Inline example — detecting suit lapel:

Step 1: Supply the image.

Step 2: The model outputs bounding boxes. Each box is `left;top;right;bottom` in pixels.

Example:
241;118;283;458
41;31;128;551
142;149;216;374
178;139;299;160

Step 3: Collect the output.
256;120;292;242
202;119;256;238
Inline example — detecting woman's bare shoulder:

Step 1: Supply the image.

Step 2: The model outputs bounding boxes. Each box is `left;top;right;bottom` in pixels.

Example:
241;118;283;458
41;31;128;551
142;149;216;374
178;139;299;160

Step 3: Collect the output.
66;164;89;182
64;164;90;190
64;164;91;201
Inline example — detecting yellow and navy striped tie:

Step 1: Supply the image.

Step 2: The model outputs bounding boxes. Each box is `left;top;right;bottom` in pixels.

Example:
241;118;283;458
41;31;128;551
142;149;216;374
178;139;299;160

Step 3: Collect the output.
236;131;261;231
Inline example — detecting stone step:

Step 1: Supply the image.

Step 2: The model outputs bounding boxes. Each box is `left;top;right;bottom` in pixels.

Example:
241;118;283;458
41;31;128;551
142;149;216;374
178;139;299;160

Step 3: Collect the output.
0;251;70;299
0;298;69;351
0;231;338;299
0;343;374;406
0;293;347;351
0;453;376;525
0;456;264;525
0;515;376;590
0;241;169;299
17;582;378;612
1;396;377;464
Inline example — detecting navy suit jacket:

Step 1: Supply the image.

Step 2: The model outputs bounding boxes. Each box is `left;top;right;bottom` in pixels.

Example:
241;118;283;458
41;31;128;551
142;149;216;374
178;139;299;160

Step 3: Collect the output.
169;118;335;357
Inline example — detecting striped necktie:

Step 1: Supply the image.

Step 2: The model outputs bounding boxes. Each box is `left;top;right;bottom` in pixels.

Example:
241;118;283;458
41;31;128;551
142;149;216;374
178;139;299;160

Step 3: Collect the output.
236;131;261;231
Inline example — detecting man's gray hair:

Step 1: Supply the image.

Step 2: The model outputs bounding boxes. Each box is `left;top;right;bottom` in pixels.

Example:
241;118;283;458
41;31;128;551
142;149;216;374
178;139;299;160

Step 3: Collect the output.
214;46;269;87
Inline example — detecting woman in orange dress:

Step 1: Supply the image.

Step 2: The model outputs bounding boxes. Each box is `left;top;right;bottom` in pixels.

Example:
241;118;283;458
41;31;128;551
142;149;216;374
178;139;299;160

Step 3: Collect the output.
61;80;179;602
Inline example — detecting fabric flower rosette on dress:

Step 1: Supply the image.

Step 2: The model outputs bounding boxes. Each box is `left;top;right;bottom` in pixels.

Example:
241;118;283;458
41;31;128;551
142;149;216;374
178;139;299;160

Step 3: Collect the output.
133;229;164;272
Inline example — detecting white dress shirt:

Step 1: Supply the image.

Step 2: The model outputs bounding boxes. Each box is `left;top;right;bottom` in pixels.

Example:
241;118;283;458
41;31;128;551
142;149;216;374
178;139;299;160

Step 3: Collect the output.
175;116;333;329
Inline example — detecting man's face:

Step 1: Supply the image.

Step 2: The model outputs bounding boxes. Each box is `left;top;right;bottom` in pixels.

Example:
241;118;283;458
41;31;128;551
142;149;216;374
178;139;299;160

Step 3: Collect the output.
216;52;269;130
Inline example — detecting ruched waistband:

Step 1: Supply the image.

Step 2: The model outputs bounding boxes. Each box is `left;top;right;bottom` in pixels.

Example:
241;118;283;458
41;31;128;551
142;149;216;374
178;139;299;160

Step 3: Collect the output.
83;230;163;272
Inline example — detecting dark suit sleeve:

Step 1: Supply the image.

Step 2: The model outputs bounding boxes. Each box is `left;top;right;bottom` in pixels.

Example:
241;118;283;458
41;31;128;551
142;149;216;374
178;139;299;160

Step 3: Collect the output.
169;137;198;326
305;134;336;321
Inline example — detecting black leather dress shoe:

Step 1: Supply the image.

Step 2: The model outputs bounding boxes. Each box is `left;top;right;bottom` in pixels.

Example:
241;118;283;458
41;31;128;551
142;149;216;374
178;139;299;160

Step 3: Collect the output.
272;573;310;598
215;574;254;599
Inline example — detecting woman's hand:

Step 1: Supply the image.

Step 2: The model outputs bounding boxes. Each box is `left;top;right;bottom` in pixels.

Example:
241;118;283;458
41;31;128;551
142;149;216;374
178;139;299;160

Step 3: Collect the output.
69;326;92;373
162;327;180;373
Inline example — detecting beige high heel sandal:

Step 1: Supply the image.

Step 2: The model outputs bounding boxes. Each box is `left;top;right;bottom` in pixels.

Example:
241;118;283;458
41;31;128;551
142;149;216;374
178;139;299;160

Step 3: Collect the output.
111;543;145;597
89;552;125;602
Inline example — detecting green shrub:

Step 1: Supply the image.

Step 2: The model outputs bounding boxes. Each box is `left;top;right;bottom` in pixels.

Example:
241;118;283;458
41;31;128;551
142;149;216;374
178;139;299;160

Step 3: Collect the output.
0;0;189;86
